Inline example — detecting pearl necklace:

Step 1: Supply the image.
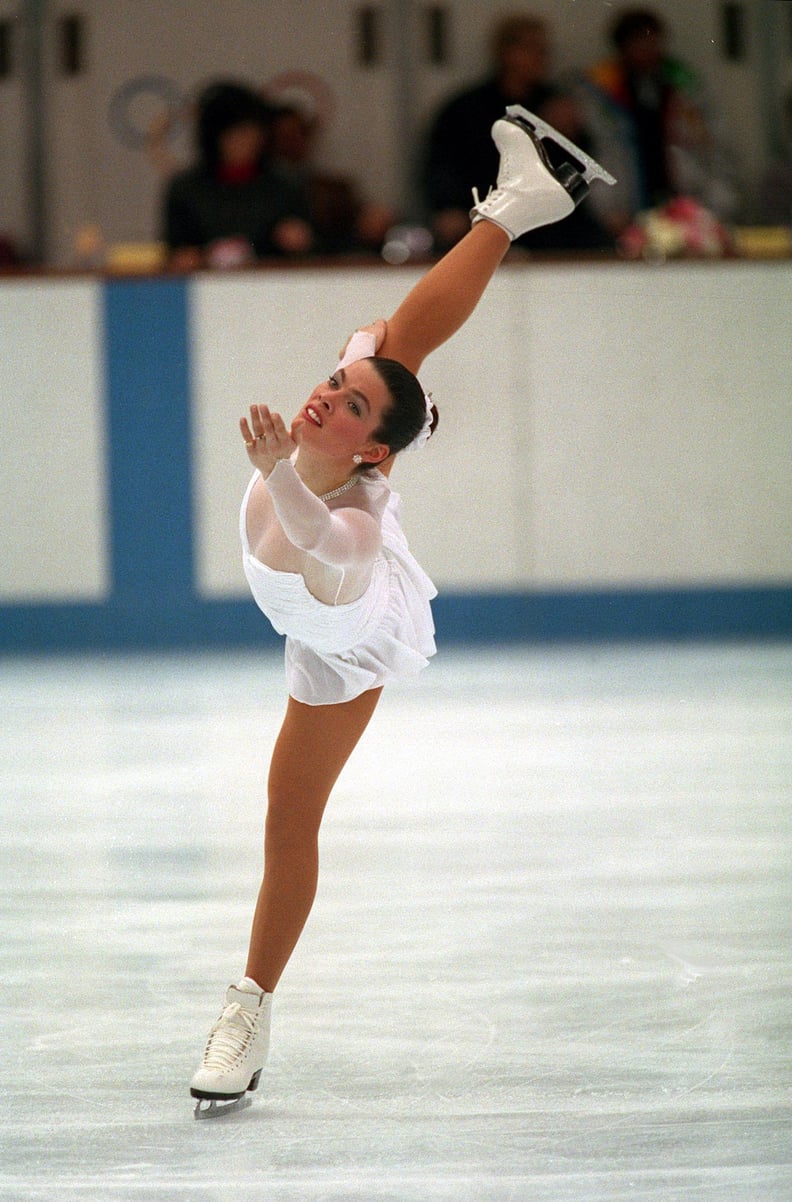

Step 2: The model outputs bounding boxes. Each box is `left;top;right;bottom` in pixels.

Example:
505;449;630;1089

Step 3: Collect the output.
319;476;360;502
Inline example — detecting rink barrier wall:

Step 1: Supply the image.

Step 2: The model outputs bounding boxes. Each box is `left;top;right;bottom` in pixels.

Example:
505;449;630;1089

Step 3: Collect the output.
1;268;790;653
2;587;791;655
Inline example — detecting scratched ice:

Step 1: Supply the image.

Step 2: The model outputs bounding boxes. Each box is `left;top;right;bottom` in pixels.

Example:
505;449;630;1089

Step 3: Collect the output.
1;645;790;1201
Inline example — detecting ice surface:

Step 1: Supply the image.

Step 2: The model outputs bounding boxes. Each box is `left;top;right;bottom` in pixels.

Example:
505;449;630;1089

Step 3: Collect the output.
1;645;790;1200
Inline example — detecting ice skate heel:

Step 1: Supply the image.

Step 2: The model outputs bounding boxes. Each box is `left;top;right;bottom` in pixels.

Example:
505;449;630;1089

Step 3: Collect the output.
190;982;272;1119
192;1067;262;1119
471;104;616;241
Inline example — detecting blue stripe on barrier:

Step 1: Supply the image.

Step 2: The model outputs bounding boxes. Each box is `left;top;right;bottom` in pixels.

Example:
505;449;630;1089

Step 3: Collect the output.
432;587;792;643
103;277;194;603
0;587;790;653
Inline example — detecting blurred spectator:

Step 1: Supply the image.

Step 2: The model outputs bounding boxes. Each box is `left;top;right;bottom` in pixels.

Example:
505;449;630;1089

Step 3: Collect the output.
578;7;740;236
162;81;314;269
421;13;612;252
270;103;395;254
757;88;792;226
0;233;22;269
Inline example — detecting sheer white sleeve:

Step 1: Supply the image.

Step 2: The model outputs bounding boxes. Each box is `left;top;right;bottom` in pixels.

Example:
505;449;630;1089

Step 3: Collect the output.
336;330;377;369
264;459;381;570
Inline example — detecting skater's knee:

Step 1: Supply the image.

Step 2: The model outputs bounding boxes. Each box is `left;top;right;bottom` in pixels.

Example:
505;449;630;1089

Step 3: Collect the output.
264;789;325;855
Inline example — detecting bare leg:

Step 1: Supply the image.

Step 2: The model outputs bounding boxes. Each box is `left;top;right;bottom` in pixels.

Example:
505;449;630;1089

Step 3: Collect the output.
245;687;383;992
242;197;508;993
380;220;510;374
378;98;615;375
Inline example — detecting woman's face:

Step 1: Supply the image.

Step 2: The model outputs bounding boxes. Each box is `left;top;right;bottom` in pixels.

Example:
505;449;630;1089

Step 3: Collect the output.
500;27;549;90
292;358;391;466
622;28;664;75
219;120;267;167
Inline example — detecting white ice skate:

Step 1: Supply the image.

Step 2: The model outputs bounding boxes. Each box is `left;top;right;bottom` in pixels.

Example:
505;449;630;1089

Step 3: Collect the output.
190;980;272;1118
471;104;616;241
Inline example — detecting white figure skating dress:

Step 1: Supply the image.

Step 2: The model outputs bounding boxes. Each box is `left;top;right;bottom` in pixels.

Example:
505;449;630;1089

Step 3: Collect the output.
240;467;436;705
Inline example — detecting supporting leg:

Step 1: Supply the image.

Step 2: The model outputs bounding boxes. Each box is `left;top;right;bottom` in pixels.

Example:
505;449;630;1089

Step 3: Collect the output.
245;687;383;993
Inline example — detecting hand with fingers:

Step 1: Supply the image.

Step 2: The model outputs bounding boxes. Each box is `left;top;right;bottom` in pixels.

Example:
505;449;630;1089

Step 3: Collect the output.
240;405;297;477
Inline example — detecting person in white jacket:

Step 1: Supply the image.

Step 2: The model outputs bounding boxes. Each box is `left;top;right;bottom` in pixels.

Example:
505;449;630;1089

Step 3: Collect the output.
189;106;616;1117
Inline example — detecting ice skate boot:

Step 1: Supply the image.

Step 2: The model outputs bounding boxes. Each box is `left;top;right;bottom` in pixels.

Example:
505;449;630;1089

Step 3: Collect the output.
471;104;616;240
190;979;272;1118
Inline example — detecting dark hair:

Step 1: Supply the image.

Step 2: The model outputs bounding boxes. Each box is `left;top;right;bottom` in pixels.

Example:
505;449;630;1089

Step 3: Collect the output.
609;9;664;50
491;15;547;63
196;81;274;171
359;357;438;465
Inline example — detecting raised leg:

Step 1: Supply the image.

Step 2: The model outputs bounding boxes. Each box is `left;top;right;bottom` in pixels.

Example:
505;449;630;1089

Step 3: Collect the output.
245;687;383;992
380;108;615;375
380;220;510;374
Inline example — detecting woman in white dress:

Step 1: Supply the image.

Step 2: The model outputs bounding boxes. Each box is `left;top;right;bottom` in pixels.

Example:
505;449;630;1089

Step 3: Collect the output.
190;105;615;1115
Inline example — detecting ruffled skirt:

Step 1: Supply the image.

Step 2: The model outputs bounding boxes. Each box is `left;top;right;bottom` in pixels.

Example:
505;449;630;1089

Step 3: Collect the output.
284;549;436;705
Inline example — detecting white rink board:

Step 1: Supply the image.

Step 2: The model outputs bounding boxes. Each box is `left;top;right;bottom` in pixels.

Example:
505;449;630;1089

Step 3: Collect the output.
0;280;109;602
191;262;792;596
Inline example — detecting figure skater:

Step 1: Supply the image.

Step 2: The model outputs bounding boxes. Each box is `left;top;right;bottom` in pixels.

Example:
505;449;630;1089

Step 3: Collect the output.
190;107;615;1116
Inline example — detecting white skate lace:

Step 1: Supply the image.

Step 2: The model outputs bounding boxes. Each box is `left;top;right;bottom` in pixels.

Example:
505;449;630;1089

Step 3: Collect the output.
202;1003;257;1071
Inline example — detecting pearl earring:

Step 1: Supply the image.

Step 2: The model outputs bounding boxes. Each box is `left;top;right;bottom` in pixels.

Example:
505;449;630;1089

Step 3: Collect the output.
353;454;363;465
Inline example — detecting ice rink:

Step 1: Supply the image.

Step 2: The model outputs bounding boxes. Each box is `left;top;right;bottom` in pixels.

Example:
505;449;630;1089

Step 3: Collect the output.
1;643;790;1201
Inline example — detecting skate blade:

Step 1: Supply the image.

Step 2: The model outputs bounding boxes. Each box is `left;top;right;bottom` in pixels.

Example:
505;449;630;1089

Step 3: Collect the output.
505;105;616;187
193;1093;253;1120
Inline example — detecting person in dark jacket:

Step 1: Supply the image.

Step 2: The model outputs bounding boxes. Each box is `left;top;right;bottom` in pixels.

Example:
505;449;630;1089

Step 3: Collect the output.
163;81;313;269
422;14;612;252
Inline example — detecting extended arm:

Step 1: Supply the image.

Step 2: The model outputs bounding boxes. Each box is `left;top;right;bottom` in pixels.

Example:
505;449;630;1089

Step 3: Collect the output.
264;459;380;570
